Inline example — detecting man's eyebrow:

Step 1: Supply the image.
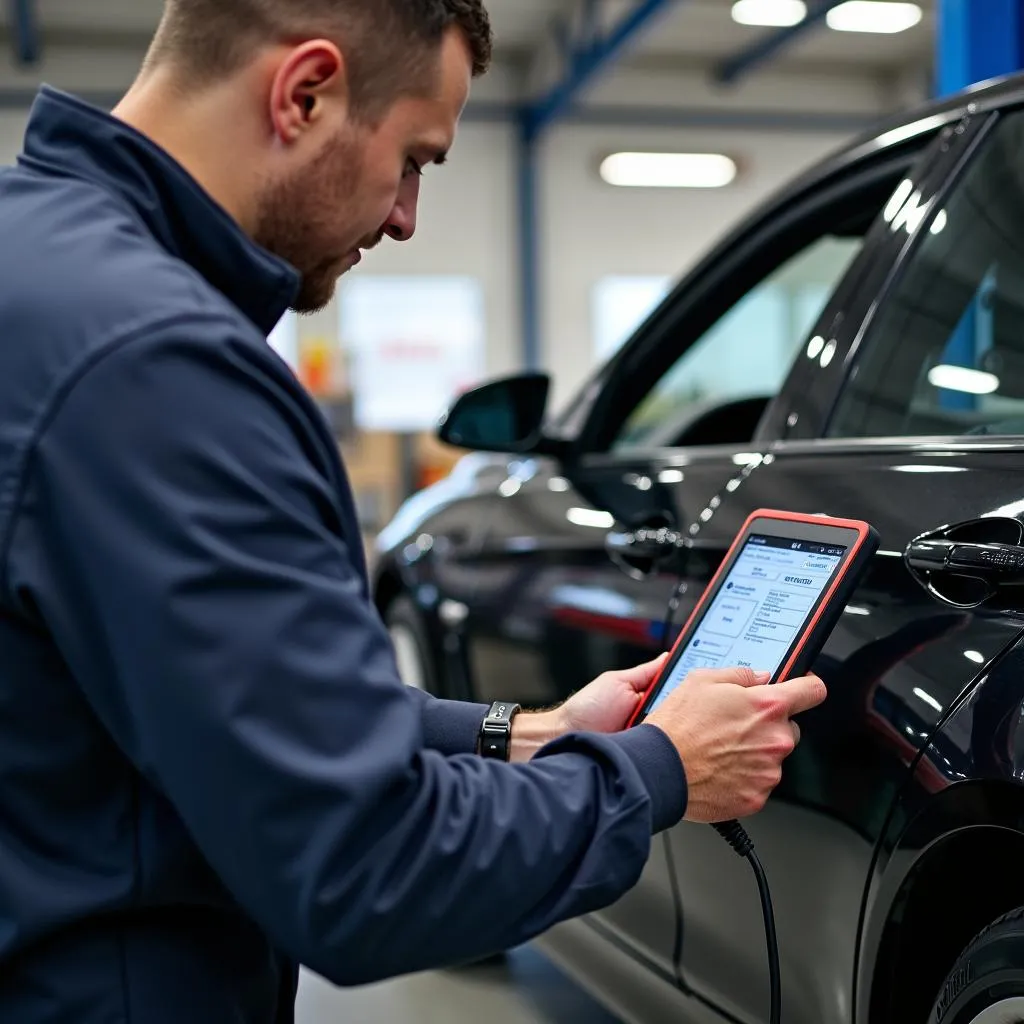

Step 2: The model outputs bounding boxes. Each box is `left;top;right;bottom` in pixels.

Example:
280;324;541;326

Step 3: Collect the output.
432;152;449;166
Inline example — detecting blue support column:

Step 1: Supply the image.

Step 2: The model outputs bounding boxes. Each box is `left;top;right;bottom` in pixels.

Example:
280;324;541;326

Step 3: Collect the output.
936;0;1024;96
10;0;40;67
933;2;1023;413
515;0;676;369
517;122;542;371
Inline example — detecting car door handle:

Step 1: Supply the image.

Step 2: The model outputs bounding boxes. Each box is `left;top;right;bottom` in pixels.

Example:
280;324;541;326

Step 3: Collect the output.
906;539;1024;581
905;517;1024;609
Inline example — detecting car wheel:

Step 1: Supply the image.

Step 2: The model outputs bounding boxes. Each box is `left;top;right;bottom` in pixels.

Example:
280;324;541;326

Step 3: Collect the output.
385;595;440;695
930;907;1024;1023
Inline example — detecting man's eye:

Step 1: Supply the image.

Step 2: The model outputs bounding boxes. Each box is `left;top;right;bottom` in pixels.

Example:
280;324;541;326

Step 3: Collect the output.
404;159;423;178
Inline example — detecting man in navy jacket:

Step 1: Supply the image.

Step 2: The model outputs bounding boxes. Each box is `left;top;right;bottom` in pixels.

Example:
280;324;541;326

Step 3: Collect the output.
0;1;826;1021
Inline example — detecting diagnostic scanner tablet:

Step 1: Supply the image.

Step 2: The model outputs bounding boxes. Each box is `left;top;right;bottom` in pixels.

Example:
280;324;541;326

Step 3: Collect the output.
630;509;878;725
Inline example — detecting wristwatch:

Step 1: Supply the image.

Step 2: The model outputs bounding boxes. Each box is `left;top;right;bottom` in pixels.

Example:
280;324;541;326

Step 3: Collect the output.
478;701;521;761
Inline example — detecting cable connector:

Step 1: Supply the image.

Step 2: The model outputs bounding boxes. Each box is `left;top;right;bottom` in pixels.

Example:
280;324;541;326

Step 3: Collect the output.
712;818;754;857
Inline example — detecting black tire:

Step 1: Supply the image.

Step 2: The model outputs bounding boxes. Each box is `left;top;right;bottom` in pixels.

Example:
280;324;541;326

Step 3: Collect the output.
384;595;441;696
930;907;1024;1023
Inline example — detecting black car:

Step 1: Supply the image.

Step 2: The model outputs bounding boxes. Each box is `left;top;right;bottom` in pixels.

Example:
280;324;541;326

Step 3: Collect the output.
372;72;1024;1024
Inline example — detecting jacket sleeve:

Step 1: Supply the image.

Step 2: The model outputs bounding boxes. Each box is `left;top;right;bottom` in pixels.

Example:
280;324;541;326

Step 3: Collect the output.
408;689;490;756
6;321;687;985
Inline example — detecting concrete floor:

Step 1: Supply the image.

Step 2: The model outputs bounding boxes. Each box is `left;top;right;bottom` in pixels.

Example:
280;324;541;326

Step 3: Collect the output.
295;947;622;1024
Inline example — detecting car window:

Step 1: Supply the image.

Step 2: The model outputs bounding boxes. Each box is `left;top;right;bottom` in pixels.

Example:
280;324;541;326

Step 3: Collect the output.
613;235;863;450
829;111;1024;439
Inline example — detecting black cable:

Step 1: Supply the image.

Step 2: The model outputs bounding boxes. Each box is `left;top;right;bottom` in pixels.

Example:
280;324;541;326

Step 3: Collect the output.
712;820;781;1024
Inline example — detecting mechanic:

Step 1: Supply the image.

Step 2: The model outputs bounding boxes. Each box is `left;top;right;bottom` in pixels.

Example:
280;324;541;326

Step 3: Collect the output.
0;1;827;1022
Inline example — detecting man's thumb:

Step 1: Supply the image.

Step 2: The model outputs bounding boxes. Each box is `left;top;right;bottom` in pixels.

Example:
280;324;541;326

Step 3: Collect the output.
732;667;772;687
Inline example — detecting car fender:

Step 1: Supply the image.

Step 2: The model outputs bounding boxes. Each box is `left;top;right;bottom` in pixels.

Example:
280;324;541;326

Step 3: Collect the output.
856;631;1024;1024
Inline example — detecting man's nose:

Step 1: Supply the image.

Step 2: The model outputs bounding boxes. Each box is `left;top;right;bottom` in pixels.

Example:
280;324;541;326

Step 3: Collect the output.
384;174;420;243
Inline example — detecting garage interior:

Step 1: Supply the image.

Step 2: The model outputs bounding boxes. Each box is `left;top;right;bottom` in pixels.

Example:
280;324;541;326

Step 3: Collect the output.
0;1;1019;1022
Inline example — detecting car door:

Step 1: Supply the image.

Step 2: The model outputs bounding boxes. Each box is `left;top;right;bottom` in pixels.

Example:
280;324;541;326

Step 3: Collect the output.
454;134;930;987
660;104;1024;1024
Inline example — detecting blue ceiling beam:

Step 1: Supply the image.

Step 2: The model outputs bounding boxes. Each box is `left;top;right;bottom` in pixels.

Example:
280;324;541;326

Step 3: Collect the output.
936;0;1024;96
10;0;40;67
714;0;846;85
523;0;678;142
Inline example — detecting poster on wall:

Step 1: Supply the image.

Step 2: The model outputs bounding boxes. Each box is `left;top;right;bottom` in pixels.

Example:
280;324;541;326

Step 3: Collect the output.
592;275;672;363
338;275;486;432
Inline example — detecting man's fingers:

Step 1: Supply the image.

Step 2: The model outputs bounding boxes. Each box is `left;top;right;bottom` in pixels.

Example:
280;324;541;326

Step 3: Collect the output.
772;675;827;717
688;666;771;688
617;652;670;692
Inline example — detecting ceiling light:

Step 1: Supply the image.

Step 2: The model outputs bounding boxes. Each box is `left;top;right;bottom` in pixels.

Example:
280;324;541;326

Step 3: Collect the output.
930;209;948;234
826;2;922;34
732;0;807;27
928;364;1000;395
600;152;737;189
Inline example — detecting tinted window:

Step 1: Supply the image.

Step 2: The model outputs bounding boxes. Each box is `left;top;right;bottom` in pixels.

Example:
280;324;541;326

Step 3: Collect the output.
830;113;1024;438
614;236;862;450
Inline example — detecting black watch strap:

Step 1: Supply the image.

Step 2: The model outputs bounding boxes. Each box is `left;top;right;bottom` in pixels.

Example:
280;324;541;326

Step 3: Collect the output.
478;701;521;762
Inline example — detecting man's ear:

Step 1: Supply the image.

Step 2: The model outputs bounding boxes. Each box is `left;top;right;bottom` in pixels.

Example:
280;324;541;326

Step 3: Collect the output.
268;40;347;143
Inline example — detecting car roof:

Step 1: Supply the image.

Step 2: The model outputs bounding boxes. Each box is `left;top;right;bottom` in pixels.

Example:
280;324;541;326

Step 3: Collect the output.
792;70;1024;200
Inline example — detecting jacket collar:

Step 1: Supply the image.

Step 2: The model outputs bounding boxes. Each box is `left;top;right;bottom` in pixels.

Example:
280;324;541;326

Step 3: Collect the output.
19;86;300;335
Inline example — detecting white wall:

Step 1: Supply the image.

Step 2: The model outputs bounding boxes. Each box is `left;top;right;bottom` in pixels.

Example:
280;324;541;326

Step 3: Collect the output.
0;44;925;410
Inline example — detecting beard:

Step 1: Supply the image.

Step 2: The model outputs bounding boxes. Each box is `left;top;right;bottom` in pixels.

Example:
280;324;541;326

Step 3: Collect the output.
252;129;368;315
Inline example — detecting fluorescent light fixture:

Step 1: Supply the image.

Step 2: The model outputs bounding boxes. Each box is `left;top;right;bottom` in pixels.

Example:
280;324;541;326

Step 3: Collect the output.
600;152;737;189
807;335;825;359
567;507;615;529
928;364;1000;395
892;464;967;473
826;1;922;34
732;0;807;27
930;209;948;234
659;469;685;484
547;476;571;492
964;649;985;664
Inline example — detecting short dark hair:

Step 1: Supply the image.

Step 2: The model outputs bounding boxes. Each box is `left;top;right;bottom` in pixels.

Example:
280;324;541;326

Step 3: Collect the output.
148;0;492;114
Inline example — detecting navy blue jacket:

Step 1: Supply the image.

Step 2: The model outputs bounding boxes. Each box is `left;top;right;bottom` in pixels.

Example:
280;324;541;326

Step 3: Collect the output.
0;88;688;1023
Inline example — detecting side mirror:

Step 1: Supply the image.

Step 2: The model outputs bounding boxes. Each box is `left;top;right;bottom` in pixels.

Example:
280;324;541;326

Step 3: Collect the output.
438;373;551;454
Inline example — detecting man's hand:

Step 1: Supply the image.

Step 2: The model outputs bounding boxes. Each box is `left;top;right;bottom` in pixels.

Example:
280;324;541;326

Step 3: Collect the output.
646;667;826;822
509;654;669;763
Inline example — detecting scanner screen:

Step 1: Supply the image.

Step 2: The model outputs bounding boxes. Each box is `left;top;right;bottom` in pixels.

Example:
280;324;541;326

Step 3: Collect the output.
648;534;845;714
